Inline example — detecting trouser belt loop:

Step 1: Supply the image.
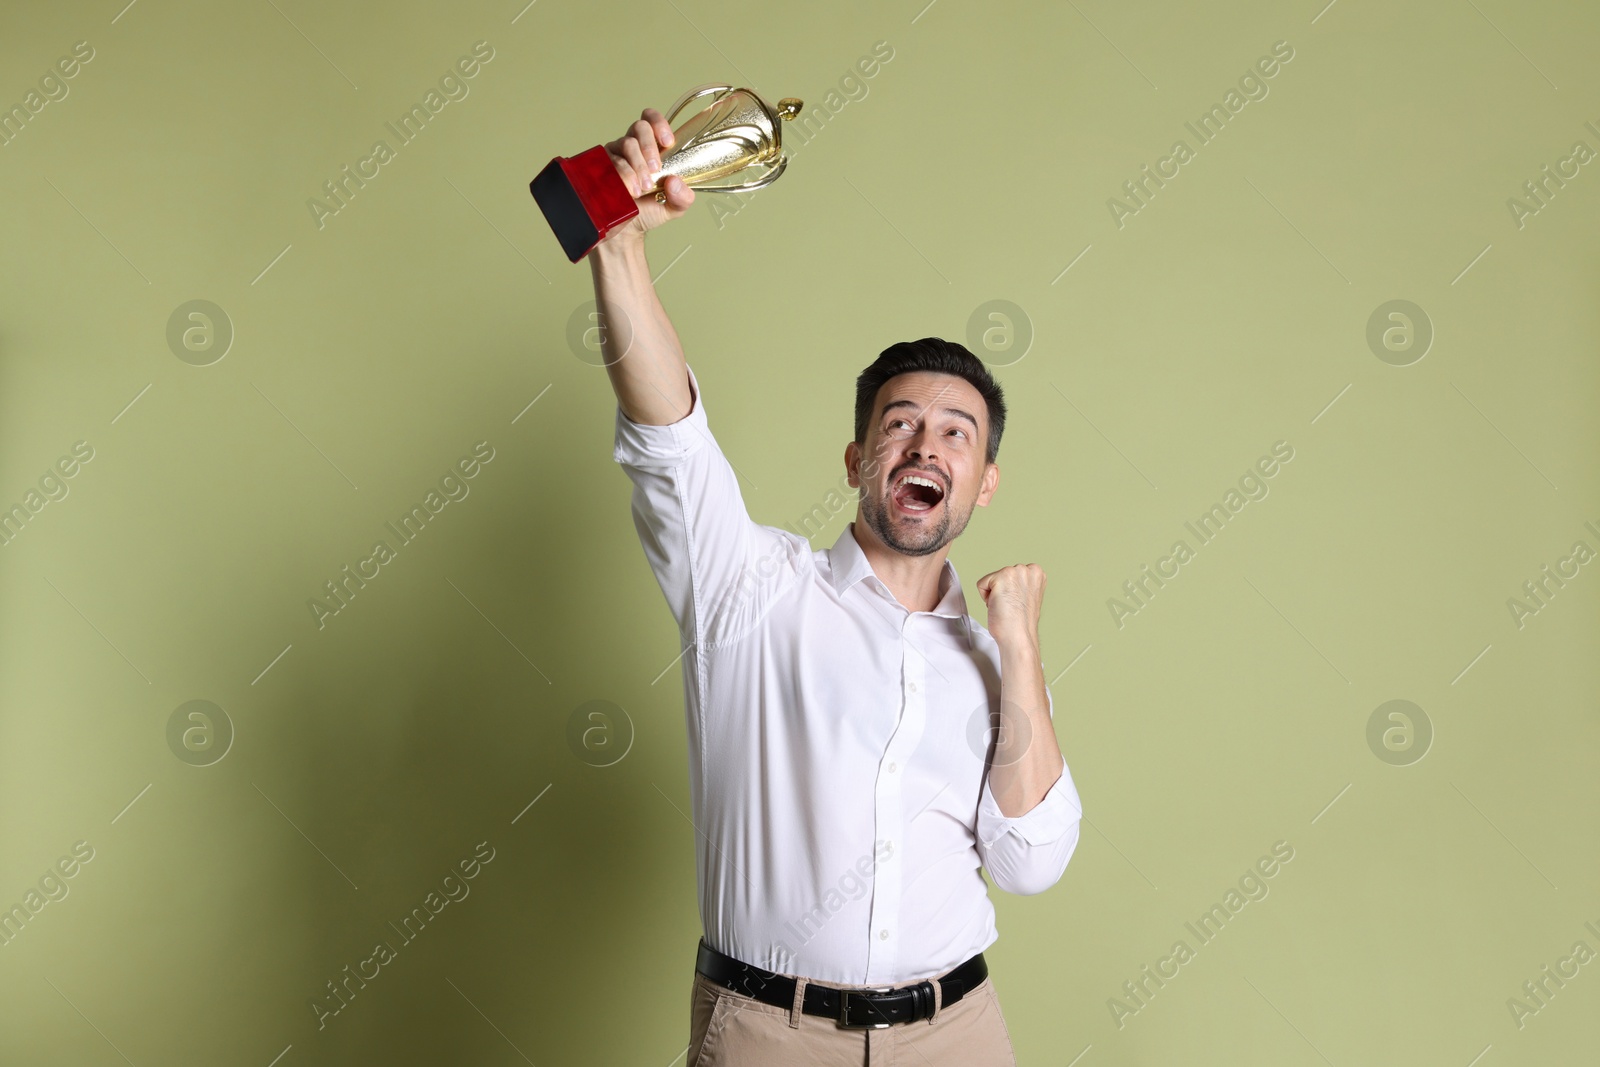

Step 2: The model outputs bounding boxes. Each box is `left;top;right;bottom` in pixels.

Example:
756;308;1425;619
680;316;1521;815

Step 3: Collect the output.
928;974;942;1023
789;977;807;1029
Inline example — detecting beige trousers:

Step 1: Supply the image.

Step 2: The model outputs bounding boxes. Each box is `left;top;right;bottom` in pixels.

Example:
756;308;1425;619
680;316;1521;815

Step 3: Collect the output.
687;961;1017;1066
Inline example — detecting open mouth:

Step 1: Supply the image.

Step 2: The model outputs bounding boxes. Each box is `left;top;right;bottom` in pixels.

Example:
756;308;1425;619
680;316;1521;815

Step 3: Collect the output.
889;469;946;515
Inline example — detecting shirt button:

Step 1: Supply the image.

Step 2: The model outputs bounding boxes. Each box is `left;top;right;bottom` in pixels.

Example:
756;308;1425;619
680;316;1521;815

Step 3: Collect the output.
879;929;889;940
908;682;918;692
887;762;897;773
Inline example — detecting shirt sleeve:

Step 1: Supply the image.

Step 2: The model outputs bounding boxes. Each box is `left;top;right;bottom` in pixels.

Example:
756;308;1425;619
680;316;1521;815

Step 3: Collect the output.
974;686;1084;896
612;363;801;650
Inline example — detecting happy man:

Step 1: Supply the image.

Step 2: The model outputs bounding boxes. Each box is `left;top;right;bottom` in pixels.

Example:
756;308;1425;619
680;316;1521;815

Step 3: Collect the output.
590;107;1085;1065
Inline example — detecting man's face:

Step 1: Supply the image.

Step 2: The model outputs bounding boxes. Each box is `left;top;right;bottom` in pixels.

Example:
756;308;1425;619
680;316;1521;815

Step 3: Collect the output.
846;371;999;557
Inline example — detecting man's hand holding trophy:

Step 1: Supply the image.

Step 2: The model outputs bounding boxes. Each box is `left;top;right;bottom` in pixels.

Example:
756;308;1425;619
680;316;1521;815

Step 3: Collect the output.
529;84;802;262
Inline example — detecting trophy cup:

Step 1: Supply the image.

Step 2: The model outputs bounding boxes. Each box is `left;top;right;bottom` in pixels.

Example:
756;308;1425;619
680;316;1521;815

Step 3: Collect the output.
530;84;803;262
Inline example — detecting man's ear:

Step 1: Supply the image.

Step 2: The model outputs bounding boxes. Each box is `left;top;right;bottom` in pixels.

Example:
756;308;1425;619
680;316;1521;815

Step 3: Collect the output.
975;462;1000;507
844;440;861;489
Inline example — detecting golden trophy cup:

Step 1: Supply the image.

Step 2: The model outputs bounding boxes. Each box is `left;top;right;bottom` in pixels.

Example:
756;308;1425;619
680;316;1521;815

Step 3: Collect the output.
530;84;803;262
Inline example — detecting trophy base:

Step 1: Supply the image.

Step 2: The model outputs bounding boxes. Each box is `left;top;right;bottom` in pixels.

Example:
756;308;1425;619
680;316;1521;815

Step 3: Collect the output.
529;145;640;263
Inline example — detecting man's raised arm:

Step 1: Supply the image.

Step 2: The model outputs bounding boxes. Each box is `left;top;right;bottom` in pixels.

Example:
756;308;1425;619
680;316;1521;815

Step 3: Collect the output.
587;107;799;650
588;107;696;425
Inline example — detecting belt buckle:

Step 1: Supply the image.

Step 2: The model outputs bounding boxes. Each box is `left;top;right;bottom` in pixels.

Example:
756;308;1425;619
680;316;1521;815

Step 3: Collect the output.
838;985;895;1029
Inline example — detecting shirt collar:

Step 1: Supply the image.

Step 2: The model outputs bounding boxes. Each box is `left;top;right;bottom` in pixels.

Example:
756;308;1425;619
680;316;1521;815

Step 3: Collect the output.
827;522;972;625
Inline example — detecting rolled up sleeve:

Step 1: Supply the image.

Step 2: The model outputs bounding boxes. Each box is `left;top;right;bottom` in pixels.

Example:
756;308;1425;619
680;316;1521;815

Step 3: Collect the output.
974;687;1084;896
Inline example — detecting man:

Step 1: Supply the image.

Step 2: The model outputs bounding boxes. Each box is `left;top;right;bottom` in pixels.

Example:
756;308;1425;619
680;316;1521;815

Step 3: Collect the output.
589;108;1085;1066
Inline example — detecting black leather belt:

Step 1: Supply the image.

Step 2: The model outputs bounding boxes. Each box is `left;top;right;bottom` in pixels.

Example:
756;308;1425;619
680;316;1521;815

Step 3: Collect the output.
695;937;987;1029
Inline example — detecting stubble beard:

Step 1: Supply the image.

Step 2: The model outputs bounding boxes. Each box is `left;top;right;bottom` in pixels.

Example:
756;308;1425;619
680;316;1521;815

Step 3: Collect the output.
858;474;970;558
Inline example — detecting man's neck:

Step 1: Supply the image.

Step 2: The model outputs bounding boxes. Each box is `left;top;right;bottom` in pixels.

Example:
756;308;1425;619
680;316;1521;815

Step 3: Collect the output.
849;519;950;614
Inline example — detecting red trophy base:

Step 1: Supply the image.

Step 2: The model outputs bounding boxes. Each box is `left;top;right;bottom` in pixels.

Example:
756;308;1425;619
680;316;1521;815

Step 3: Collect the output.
529;145;641;263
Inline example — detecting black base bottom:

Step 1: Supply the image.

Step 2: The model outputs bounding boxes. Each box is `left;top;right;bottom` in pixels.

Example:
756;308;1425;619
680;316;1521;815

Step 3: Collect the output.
530;159;599;263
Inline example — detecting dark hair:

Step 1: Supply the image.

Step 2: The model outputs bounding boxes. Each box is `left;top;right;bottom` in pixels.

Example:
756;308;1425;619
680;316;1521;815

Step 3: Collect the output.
854;337;1007;465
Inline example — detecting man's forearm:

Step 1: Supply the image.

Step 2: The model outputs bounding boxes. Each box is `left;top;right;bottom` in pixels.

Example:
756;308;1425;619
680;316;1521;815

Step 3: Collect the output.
589;236;692;425
987;640;1064;818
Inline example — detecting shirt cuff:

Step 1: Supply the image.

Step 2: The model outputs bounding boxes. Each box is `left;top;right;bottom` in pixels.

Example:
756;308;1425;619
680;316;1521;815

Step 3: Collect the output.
976;686;1082;847
612;364;708;467
977;753;1083;848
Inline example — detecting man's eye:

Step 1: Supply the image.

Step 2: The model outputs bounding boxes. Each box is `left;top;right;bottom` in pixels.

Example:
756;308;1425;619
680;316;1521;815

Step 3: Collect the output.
948;428;966;438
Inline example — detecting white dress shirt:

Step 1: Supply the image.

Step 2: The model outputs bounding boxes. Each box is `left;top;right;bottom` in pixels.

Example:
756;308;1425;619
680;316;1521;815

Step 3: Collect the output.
613;364;1084;985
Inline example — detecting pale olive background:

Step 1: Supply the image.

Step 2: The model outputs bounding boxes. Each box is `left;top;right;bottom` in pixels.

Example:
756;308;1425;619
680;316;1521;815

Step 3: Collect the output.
1;0;1596;1064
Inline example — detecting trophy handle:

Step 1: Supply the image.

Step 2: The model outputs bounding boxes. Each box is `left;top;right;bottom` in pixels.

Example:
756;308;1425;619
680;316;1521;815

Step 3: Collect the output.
665;83;735;127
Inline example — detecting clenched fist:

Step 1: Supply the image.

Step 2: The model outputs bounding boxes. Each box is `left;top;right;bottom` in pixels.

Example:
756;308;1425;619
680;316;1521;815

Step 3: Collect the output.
974;563;1047;650
601;107;695;245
